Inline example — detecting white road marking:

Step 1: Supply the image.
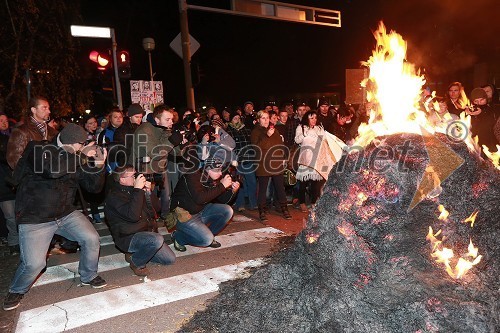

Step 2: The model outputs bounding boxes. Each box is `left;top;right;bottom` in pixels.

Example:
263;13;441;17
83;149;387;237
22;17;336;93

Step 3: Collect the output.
34;227;282;287
17;259;267;333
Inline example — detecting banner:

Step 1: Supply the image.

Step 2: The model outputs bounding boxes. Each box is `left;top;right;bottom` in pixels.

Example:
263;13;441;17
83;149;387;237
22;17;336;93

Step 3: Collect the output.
130;80;164;113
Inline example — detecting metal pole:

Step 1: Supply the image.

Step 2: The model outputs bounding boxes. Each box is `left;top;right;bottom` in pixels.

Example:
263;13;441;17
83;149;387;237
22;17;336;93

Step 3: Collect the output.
26;69;31;101
110;28;123;110
179;0;195;109
148;51;154;82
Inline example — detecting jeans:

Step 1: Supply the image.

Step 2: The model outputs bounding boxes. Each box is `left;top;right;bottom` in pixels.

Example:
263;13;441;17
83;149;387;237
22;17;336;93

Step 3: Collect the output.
0;200;17;246
160;172;171;217
128;232;176;268
9;210;101;294
174;203;233;247
234;162;257;209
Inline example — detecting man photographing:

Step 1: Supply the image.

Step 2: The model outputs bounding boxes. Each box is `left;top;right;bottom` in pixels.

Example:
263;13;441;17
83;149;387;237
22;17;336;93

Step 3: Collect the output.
3;124;107;311
169;157;240;252
105;165;176;276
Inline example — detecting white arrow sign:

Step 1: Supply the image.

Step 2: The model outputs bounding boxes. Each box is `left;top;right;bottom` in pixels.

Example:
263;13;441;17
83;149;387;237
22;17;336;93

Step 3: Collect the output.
169;33;200;59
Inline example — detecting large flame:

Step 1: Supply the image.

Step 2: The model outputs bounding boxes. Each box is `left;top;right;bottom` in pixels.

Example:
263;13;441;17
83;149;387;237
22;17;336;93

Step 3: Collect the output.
355;22;427;147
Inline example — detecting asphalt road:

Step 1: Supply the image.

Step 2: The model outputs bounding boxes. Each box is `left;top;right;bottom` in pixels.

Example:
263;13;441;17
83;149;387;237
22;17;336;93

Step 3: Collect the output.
0;207;307;333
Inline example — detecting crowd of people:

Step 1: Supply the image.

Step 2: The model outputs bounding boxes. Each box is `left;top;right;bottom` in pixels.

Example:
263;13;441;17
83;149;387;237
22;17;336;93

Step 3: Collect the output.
1;81;499;311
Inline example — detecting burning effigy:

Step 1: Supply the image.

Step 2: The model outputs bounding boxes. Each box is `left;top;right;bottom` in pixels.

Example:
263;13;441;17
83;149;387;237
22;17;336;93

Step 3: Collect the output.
179;23;500;332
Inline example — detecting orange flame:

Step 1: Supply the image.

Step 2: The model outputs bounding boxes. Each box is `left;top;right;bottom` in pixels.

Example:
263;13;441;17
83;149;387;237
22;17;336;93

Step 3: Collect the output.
426;226;482;279
463;211;479;227
354;22;479;155
483;145;500;170
437;205;449;221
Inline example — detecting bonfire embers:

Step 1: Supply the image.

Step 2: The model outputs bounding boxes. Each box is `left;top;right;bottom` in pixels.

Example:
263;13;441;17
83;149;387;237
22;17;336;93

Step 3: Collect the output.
180;134;499;333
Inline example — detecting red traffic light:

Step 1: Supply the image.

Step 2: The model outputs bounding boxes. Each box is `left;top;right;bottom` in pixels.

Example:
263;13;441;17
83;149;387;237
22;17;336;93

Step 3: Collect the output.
89;50;110;70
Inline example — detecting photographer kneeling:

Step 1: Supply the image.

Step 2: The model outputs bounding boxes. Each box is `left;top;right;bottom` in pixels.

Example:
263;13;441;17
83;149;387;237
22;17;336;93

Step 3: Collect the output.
169;157;240;252
105;165;176;276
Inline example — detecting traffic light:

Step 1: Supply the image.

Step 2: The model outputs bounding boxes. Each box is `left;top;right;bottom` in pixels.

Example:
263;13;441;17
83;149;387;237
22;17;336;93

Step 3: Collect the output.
89;51;110;71
118;50;131;79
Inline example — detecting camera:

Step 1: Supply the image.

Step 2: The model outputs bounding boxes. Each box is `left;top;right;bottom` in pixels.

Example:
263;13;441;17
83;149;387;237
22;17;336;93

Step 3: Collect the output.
134;172;156;183
223;163;243;185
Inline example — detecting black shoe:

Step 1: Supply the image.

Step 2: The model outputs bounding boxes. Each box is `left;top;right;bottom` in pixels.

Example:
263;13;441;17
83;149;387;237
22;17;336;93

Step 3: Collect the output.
3;292;24;311
259;210;268;222
124;253;132;263
130;263;149;276
173;239;186;252
81;275;107;289
9;245;20;256
281;206;292;220
209;240;221;248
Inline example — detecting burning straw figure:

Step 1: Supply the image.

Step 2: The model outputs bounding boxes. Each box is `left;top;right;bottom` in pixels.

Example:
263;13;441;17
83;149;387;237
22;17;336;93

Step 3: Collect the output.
179;23;500;333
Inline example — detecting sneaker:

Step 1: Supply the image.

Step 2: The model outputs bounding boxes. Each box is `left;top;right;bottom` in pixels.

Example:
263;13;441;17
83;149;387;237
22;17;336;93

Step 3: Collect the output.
237;207;246;212
282;208;292;220
81;275;107;289
209;240;221;248
10;245;20;256
3;292;24;311
259;210;268;222
173;239;186;252
130;263;149;276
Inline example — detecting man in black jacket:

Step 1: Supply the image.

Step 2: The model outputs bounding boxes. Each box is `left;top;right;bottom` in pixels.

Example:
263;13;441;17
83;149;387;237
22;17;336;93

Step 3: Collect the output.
105;165;176;276
3;124;107;311
169;157;240;252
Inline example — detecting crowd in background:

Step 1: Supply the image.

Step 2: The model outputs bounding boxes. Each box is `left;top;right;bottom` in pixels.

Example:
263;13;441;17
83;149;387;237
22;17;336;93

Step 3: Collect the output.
1;81;499;310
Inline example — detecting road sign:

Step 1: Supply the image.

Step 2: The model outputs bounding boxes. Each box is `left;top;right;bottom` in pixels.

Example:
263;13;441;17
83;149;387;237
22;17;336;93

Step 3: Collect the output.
169;32;200;59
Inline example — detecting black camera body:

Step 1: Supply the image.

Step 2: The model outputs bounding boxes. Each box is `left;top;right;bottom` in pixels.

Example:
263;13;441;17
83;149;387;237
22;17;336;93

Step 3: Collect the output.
223;164;243;185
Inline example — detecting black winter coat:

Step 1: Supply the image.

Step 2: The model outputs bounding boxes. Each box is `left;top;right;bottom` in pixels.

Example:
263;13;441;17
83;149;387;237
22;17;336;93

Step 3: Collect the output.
170;170;235;215
15;140;105;224
105;185;160;252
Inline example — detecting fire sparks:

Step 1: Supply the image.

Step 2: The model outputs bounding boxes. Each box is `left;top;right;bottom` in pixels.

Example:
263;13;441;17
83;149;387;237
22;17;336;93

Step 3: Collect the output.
426;226;482;279
306;232;320;244
463;211;479;227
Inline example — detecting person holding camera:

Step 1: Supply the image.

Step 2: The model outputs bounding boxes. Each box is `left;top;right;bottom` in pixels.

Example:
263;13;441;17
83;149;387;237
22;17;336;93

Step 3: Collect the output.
105;165;176;276
3;124;108;311
169;157;240;252
466;87;499;151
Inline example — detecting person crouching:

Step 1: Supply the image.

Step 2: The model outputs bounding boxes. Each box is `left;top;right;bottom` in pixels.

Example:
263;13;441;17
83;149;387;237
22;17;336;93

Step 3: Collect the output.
105;165;176;276
169;157;240;252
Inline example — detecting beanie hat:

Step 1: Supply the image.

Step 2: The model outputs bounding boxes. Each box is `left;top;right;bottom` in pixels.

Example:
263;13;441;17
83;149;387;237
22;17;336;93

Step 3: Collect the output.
243;101;254;107
318;99;329;107
470;88;487;102
229;111;240;121
204;157;223;170
59;123;87;144
127;103;144;117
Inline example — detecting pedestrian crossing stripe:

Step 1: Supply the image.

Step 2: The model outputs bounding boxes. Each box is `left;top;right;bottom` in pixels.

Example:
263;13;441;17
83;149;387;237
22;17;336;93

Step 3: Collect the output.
17;259;267;333
34;227;283;287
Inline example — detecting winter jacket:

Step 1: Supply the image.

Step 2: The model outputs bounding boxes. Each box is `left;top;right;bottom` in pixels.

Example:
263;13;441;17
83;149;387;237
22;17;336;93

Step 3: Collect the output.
170;170;235;215
15;139;105;224
250;125;287;176
7;118;58;169
105;184;160;252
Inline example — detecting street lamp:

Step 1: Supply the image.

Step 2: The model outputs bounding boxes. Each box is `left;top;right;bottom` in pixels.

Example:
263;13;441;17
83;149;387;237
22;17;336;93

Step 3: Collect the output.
70;25;123;110
142;37;155;83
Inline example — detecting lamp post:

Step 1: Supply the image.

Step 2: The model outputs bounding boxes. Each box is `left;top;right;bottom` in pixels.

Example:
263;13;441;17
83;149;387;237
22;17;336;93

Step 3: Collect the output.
70;25;123;110
142;37;156;114
142;38;155;83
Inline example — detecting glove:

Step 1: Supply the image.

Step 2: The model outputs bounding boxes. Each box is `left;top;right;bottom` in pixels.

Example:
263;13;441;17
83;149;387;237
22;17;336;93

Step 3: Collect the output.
168;131;183;147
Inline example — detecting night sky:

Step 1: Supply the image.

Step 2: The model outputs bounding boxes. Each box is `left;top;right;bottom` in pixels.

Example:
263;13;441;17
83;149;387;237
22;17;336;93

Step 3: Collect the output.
78;0;498;110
